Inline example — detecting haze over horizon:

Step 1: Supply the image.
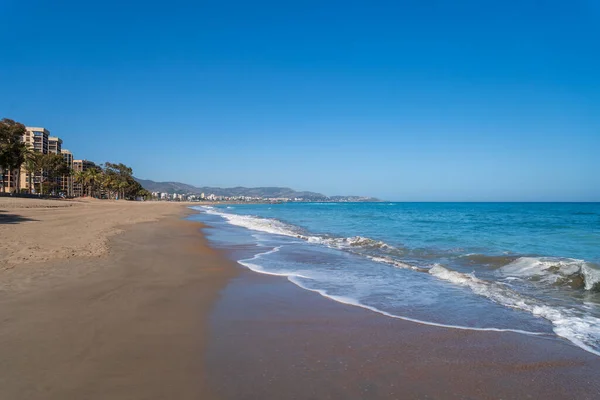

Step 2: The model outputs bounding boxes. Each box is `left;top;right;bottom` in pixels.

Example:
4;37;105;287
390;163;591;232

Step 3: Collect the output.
1;0;598;201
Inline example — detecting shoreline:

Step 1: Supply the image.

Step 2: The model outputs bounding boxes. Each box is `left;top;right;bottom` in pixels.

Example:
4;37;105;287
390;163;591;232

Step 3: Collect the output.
206;267;600;400
2;198;599;399
198;208;600;399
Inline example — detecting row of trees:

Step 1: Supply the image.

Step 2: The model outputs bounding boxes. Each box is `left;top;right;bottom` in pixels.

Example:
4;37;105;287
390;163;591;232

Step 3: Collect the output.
74;162;150;200
24;152;70;195
1;118;150;199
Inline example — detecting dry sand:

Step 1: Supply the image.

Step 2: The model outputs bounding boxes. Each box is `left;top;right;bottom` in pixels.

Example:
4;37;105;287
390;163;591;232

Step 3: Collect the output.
0;198;235;399
0;198;192;272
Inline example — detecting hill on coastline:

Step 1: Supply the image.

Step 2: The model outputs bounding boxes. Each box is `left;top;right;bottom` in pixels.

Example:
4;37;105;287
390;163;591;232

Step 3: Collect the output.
134;178;379;202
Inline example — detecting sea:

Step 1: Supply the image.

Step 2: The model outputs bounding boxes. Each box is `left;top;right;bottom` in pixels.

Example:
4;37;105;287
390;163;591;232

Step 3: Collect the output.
189;202;600;356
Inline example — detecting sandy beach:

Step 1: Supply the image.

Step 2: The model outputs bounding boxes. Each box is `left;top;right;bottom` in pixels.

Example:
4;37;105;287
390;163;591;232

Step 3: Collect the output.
0;198;236;399
1;198;599;399
0;198;190;273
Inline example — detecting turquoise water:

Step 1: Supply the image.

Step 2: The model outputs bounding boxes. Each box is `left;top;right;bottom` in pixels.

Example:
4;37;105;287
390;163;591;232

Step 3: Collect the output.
190;202;600;356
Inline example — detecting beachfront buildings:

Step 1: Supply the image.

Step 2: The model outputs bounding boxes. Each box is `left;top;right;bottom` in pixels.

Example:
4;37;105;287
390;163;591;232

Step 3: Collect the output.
28;127;49;192
48;137;76;197
0;125;83;196
0;168;17;193
8;127;51;193
20;128;67;194
61;150;74;197
26;127;50;154
19;127;51;193
48;136;62;154
47;136;65;194
72;159;97;197
0;121;124;197
1;127;49;193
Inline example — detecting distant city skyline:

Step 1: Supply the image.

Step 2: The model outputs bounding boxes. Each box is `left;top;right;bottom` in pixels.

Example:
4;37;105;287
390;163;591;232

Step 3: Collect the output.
1;1;598;201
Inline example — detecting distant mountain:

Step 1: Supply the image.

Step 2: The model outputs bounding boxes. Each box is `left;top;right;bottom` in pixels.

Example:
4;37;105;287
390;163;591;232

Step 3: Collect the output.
134;178;380;201
135;179;199;194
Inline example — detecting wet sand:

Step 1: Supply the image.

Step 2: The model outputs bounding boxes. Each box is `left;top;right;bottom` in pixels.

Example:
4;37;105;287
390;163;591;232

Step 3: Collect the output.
206;254;600;400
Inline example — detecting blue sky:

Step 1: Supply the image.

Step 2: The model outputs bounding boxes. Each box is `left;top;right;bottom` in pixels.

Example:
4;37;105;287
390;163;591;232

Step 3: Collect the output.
1;0;598;201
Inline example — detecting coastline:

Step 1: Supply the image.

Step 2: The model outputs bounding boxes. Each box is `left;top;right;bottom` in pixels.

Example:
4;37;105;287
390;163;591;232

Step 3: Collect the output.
1;199;599;399
198;206;600;400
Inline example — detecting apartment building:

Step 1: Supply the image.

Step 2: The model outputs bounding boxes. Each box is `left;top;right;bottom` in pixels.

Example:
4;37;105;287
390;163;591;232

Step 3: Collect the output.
61;149;74;197
0;167;18;193
0;127;46;193
9;127;52;193
48;136;62;154
72;159;97;197
24;127;50;192
1;123;95;196
44;136;64;194
25;127;49;154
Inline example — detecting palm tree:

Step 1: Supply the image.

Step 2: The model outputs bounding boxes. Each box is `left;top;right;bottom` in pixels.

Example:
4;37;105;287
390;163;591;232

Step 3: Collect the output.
84;168;101;197
0;133;19;193
108;176;119;200
41;153;69;195
109;174;121;199
23;152;41;194
13;143;32;193
73;170;86;197
35;153;50;195
117;179;128;200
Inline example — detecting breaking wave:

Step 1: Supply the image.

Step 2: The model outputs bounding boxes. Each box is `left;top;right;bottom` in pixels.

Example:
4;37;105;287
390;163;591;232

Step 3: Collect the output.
197;206;600;292
429;264;600;356
499;257;600;291
198;206;399;257
194;205;600;356
287;276;546;336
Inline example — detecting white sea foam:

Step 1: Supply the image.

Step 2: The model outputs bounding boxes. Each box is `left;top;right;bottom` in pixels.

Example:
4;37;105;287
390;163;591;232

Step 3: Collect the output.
201;207;396;254
202;208;302;237
193;205;600;356
307;235;392;250
238;245;313;279
367;255;424;271
499;257;600;291
231;224;543;337
429;264;600;356
240;261;312;279
286;276;545;336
